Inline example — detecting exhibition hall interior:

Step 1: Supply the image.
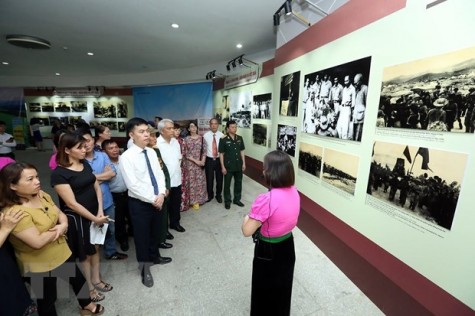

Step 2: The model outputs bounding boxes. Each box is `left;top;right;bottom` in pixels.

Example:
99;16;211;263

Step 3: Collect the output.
1;0;475;315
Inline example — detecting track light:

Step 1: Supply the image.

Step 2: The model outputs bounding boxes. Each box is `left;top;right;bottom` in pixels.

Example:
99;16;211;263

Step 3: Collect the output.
226;64;231;72
205;70;224;81
238;56;243;66
284;0;292;15
226;54;258;71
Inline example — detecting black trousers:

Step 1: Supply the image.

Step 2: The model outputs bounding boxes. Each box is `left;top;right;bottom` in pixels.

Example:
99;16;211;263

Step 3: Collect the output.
26;258;91;316
128;197;163;267
169;186;182;228
205;157;223;199
112;191;132;242
250;235;295;316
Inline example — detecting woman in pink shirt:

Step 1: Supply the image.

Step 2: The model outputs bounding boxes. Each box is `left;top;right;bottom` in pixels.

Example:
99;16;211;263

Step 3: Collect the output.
242;150;300;315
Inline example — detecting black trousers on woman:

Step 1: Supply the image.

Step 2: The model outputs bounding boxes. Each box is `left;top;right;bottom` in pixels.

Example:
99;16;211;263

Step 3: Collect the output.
250;235;295;316
26;257;91;316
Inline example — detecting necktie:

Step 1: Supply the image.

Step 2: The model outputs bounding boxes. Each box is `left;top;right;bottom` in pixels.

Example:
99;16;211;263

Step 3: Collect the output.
212;134;218;158
143;150;158;195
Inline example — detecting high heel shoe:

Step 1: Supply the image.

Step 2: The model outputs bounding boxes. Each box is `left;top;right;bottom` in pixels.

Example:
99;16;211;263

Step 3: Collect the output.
79;303;104;315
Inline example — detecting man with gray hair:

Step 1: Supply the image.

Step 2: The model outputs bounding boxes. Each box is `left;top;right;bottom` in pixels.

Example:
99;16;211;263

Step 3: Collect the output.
157;119;186;232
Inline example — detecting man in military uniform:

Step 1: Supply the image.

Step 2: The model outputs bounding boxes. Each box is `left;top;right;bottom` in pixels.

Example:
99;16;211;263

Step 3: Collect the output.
219;120;246;209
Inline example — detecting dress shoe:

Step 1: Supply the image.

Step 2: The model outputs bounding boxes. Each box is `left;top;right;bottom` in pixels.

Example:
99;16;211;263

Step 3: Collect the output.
225;203;231;210
216;196;222;203
166;231;174;240
159;242;173;249
120;240;129;252
233;201;245;207
171;224;186;233
153;256;172;265
141;269;154;287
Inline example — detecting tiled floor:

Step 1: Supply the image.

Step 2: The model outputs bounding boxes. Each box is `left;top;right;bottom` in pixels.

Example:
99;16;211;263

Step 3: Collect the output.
17;149;383;315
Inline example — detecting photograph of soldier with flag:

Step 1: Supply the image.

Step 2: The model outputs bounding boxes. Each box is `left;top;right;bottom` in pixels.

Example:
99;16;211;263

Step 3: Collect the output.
368;141;467;230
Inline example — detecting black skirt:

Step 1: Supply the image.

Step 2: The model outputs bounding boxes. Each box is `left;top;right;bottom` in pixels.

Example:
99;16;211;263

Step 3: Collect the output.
250;234;295;316
65;210;96;261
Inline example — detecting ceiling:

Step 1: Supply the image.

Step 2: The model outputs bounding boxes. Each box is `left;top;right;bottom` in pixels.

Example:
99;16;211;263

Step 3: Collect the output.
0;0;347;88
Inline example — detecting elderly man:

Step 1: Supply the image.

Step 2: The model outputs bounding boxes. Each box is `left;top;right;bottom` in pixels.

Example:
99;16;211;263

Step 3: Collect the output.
157;119;186;233
353;73;368;141
337;75;355;139
203;118;224;203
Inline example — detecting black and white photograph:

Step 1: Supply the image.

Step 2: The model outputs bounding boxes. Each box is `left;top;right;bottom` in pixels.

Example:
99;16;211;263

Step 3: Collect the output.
280;71;300;117
32;117;50;126
90;120;118;131
54;101;71;112
378;46;475;133
116;101;128;118
118;121;126;133
28;103;41;112
252;93;272;119
49;116;69;126
215;95;230;125
230;91;252;128
68;116;83;126
71;101;88;112
41;102;54;112
276;124;297;157
93;101;117;118
368;141;467;230
298;142;323;179
252;123;268;147
301;56;372;142
322;149;359;195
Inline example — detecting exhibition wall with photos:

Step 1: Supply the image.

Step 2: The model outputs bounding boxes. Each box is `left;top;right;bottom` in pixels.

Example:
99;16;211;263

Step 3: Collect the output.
24;95;133;137
213;1;475;309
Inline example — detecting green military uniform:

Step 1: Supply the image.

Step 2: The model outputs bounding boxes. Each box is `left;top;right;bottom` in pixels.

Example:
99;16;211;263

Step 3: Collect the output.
218;133;245;205
153;147;170;244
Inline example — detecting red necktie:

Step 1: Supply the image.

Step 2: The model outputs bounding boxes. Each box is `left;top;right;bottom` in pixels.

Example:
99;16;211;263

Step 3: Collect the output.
212;134;218;158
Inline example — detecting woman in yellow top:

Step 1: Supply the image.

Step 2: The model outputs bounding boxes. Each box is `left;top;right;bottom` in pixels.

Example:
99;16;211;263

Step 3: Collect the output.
0;162;104;315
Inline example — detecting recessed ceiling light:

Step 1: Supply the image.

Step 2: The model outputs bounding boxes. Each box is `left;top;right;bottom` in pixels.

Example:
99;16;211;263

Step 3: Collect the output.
171;23;179;29
2;61;9;65
55;73;61;76
87;52;94;56
236;43;243;49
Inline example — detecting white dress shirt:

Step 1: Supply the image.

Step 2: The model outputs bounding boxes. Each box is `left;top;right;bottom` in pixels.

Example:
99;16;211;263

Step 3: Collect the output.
157;136;182;187
0;132;16;154
203;130;224;158
119;144;166;204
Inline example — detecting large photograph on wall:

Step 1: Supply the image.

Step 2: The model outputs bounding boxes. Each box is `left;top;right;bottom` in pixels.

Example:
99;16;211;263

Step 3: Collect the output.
252;93;271;119
277;124;296;156
322;149;359;195
298;142;323;179
378;46;475;133
230;91;252;128
301;56;372;142
280;71;300;117
252;123;268;147
368;141;467;230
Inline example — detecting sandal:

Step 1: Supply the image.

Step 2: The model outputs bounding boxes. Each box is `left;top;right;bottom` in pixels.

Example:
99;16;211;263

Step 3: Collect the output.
93;280;113;292
89;289;105;302
79;303;104;315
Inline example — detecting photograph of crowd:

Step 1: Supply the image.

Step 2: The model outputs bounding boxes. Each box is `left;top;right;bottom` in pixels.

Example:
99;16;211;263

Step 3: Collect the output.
301;57;372;142
276;124;297;157
93;101;117;118
71;101;88;112
116;101;128;118
252;123;268;147
280;71;301;117
368;141;467;230
28;103;41;112
378;46;475;133
252;93;272;119
298;142;323;179
230;91;252;128
41;102;54;112
322;149;359;195
54;102;71;112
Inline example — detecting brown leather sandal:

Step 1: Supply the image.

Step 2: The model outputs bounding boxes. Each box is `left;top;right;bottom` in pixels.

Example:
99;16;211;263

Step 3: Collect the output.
89;289;105;302
79;303;104;315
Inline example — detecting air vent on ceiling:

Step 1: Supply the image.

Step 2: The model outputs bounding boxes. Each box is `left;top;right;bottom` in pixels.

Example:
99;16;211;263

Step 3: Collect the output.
6;35;51;49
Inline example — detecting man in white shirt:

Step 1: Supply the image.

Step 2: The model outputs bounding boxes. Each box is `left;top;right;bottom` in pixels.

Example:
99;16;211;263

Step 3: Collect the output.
203;118;224;203
119;117;170;288
0;120;17;159
157;119;185;233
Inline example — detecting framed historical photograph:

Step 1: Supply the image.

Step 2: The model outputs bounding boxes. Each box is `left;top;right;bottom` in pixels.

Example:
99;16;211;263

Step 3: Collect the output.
54;102;71;112
252;123;268;147
71;101;88;112
116;101;128;118
276;124;297;157
368;141;467;230
301;56;372;142
93;101;116;118
41;102;55;112
378;46;475;134
322;148;359;195
252;93;272;120
298;142;323;179
229;91;252;128
29;103;41;112
280;71;300;117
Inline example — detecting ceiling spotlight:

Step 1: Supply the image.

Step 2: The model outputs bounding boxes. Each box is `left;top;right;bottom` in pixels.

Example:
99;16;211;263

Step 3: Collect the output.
55;73;61;76
2;61;9;65
236;43;242;49
273;13;280;26
171;23;179;29
231;60;236;68
226;64;231;72
87;52;94;56
284;0;292;15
